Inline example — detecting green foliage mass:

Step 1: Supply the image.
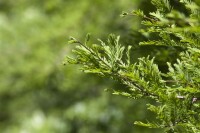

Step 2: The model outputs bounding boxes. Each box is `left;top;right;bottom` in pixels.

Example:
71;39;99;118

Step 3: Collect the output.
66;0;200;132
0;0;164;133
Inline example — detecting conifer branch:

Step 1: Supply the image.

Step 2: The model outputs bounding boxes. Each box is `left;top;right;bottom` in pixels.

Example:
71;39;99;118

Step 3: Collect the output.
66;0;200;132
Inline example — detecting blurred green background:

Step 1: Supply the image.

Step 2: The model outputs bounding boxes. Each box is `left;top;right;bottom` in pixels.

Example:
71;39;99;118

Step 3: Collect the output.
0;0;164;132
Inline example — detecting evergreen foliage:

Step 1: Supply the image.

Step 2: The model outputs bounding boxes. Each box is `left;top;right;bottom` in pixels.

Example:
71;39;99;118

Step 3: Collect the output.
66;0;200;132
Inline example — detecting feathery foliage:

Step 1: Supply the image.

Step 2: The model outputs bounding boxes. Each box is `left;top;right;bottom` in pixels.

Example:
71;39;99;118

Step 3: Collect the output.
65;0;200;132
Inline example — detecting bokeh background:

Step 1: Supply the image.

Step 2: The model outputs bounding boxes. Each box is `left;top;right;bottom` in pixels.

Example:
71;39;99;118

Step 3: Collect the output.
0;0;172;132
